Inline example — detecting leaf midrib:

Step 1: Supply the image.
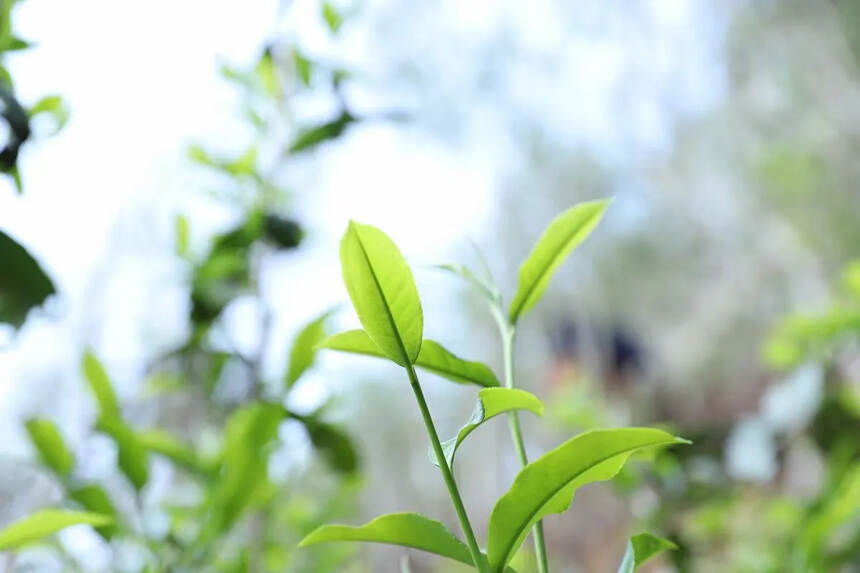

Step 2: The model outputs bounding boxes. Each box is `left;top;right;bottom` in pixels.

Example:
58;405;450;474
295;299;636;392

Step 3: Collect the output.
492;438;673;571
351;225;412;365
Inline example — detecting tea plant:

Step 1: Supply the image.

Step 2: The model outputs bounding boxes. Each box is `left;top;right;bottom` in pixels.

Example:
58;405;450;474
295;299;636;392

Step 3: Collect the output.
300;201;689;572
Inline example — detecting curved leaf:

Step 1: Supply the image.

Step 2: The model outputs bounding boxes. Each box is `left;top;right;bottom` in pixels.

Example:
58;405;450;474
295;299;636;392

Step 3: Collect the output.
339;222;423;366
95;416;149;491
617;533;677;573
435;262;500;306
137;430;214;477
319;330;498;387
0;510;112;551
285;309;333;389
300;512;473;566
82;351;120;418
487;428;688;572
25;418;74;477
508;200;609;324
433;388;543;467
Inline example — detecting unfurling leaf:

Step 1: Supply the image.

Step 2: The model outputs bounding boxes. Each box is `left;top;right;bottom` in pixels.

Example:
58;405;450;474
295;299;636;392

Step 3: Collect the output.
508;199;609;324
25;419;74;477
339;222;422;367
0;510;112;551
616;533;677;573
487;428;688;572
300;513;473;566
433;388;543;467
319;330;498;387
285;309;333;389
434;262;500;306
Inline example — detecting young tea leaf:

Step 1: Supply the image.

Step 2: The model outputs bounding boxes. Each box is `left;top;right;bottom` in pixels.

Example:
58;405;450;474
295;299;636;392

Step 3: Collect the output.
508;200;610;324
300;512;473;567
435;262;501;306
319;330;499;387
339;222;423;366
616;533;677;573
433;388;543;467
486;428;688;572
0;510;113;551
81;351;121;419
285;309;333;389
68;486;118;539
24;419;74;477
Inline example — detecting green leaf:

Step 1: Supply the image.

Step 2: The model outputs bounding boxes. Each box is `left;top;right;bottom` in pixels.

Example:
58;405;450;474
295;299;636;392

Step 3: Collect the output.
616;533;677;573
435;262;501;306
292;48;312;86
339;222;423;367
288;111;355;154
68;486;118;539
486;428;688;572
433;388;543;468
0;230;55;329
0;510;112;551
321;1;343;33
285;309;333;389
319;330;498;387
81;351;120;418
301;416;359;474
137;430;214;478
95;416;149;491
29;94;68;131
175;214;190;257
24;419;74;477
300;512;473;566
508;200;610;324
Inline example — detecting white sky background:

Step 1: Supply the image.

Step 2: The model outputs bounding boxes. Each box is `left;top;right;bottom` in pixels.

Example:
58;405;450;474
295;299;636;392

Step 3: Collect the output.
0;0;729;470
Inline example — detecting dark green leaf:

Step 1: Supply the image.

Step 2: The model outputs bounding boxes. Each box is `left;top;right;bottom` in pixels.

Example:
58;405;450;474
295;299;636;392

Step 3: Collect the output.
288;111;355;154
302;417;359;474
339;222;423;367
24;419;74;477
487;428;688;572
433;388;543;467
616;533;677;573
0;230;54;328
319;330;498;387
263;214;303;249
509;200;610;324
0;510;112;551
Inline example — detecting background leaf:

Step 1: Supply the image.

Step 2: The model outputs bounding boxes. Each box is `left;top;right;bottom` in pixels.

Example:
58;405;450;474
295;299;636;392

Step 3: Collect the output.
300;512;474;566
487;428;687;571
433;388;543;467
285;309;333;389
0;510;112;551
67;486;118;539
319;330;498;387
95;416;149;491
508;199;609;324
81;351;121;418
339;221;423;367
24;419;74;477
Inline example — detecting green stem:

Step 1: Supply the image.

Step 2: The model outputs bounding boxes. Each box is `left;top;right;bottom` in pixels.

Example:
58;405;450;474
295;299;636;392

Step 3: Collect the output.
498;319;550;573
406;363;489;573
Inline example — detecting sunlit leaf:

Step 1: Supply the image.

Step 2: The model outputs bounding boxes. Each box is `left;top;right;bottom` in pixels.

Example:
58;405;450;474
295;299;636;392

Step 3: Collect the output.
616;533;677;573
300;513;473;566
508;200;610;324
285;309;333;389
487;428;688;572
68;486;118;539
292;48;312;86
175;214;190;257
24;419;74;477
29;94;68;132
321;1;343;33
96;416;149;491
0;510;112;551
339;222;422;367
319;330;498;387
433;388;543;467
0;230;54;328
81;351;120;419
